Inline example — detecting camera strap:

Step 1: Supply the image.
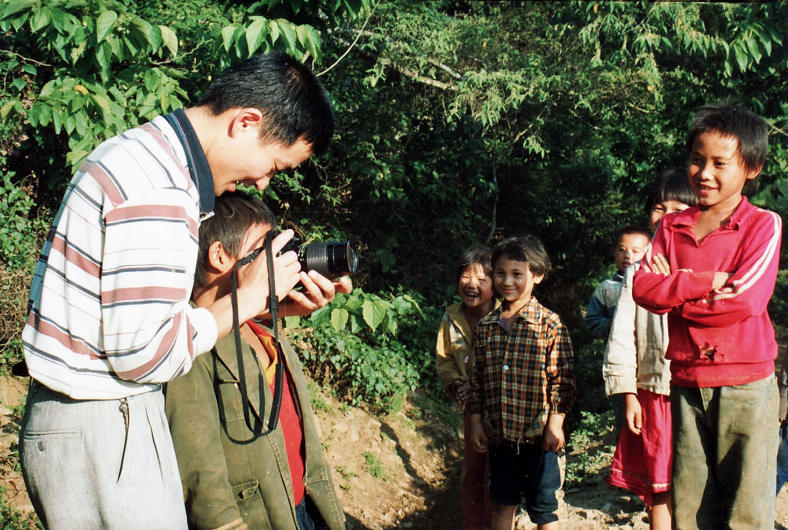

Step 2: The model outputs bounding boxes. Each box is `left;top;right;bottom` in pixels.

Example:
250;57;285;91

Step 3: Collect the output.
230;230;285;438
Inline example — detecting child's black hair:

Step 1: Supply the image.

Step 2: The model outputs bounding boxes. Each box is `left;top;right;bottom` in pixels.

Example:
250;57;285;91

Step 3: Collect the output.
455;245;492;286
194;191;276;291
615;226;651;247
644;168;698;217
491;235;551;278
687;103;768;176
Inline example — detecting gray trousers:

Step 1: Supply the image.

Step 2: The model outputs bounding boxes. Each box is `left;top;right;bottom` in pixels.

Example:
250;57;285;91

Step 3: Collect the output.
671;375;778;530
20;380;187;529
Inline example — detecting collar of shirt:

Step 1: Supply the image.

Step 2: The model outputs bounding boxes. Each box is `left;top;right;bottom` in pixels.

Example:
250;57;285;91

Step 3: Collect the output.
494;296;543;329
163;108;215;220
669;196;753;234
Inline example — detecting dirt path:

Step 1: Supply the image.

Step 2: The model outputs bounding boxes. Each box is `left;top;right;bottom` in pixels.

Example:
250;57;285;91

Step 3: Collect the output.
2;375;787;529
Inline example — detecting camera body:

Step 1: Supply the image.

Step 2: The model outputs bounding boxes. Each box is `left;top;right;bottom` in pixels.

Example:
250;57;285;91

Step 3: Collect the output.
275;231;359;279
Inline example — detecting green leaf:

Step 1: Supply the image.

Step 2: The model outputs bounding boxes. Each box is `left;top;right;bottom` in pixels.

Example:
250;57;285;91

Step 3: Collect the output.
28;6;48;31
268;19;280;45
3;0;37;19
159;25;177;56
361;300;387;331
11;78;26;92
96;10;117;42
0;101;17;120
246;17;267;56
39;79;57;98
330;308;349;330
221;24;237;52
296;25;321;59
733;42;748;72
276;19;297;53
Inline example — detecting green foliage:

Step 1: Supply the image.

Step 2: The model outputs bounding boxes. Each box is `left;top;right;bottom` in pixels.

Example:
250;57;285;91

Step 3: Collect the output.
292;288;439;408
0;486;41;530
362;451;387;479
565;409;615;488
0;171;40;270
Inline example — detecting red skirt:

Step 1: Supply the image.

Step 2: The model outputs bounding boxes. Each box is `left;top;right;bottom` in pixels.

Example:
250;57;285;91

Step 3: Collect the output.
606;389;672;506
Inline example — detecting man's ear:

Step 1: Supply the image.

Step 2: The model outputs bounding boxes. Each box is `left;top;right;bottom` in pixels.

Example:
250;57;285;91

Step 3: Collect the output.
228;108;264;138
207;240;234;273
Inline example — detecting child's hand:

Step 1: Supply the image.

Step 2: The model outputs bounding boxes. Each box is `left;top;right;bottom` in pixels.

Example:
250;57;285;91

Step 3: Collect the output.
652;254;672;276
469;414;488;453
455;378;470;409
542;414;565;452
712;271;733;290
624;393;642;435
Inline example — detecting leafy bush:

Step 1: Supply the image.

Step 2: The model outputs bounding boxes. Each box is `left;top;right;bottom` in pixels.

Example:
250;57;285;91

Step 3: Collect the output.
291;288;439;408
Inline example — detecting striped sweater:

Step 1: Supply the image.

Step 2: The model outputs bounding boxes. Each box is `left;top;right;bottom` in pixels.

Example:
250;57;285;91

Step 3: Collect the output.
633;197;782;387
23;114;218;399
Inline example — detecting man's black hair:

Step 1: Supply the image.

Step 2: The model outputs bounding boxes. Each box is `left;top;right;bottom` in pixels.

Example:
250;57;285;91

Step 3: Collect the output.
644;168;698;217
491;235;551;278
687;103;768;176
455;245;492;285
198;52;335;155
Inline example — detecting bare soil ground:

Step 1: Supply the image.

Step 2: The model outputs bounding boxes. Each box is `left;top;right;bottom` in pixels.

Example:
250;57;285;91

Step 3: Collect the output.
2;374;787;529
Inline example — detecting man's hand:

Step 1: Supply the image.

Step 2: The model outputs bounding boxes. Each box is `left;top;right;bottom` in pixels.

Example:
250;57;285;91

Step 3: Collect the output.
624;393;642;436
278;272;353;317
469;414;488;453
542;413;565;452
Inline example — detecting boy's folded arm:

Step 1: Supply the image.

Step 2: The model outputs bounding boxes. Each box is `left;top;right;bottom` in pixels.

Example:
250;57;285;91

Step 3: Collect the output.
632;268;717;312
679;218;782;326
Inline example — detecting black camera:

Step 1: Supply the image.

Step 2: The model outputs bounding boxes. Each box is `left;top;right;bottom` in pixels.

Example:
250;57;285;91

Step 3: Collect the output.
274;230;359;278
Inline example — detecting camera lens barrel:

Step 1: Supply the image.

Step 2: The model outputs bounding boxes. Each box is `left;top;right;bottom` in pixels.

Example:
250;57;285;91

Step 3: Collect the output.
300;241;359;278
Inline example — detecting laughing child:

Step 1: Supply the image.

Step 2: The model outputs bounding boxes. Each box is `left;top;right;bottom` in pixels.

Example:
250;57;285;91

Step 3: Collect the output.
469;235;575;530
435;245;496;528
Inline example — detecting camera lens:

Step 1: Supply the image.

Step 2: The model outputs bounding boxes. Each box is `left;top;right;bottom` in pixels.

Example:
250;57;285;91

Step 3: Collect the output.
301;241;359;278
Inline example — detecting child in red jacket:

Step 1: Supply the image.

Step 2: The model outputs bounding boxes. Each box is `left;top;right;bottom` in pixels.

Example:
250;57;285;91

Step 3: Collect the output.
633;103;781;529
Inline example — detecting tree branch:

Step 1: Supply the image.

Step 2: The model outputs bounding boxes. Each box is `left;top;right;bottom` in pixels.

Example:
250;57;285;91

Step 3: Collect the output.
317;1;380;77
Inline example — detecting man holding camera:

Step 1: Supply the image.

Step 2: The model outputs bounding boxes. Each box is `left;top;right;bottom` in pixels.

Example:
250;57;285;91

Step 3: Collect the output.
20;52;347;528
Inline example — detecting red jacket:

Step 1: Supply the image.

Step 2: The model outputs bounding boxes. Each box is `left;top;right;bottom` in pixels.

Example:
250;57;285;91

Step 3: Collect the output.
633;197;782;387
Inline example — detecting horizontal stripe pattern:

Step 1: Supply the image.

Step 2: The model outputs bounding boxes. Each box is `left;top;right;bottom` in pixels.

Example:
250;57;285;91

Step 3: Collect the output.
23;115;211;399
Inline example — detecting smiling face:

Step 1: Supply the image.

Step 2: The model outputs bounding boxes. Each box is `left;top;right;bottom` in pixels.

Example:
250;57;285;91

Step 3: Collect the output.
614;233;649;273
458;263;494;312
493;256;543;309
688;131;758;214
217;137;313;195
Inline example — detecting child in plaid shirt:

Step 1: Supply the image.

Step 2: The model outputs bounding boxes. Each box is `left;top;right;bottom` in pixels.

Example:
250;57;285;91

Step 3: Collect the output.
469;235;576;530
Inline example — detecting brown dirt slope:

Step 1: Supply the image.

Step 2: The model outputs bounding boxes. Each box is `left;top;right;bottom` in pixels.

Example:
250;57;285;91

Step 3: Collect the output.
1;375;788;529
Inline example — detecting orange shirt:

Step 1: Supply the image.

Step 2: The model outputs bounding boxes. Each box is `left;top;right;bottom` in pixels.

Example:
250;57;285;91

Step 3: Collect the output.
247;320;306;505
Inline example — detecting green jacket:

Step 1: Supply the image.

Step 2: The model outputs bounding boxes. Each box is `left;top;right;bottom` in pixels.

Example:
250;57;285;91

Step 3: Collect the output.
165;331;345;530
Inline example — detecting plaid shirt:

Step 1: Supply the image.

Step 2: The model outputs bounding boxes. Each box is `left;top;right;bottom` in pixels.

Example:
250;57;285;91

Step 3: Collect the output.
469;296;575;444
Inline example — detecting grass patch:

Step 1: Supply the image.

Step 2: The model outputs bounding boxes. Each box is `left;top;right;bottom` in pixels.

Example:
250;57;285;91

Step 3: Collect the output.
336;465;358;491
307;381;331;414
0;487;40;529
362;451;387;480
